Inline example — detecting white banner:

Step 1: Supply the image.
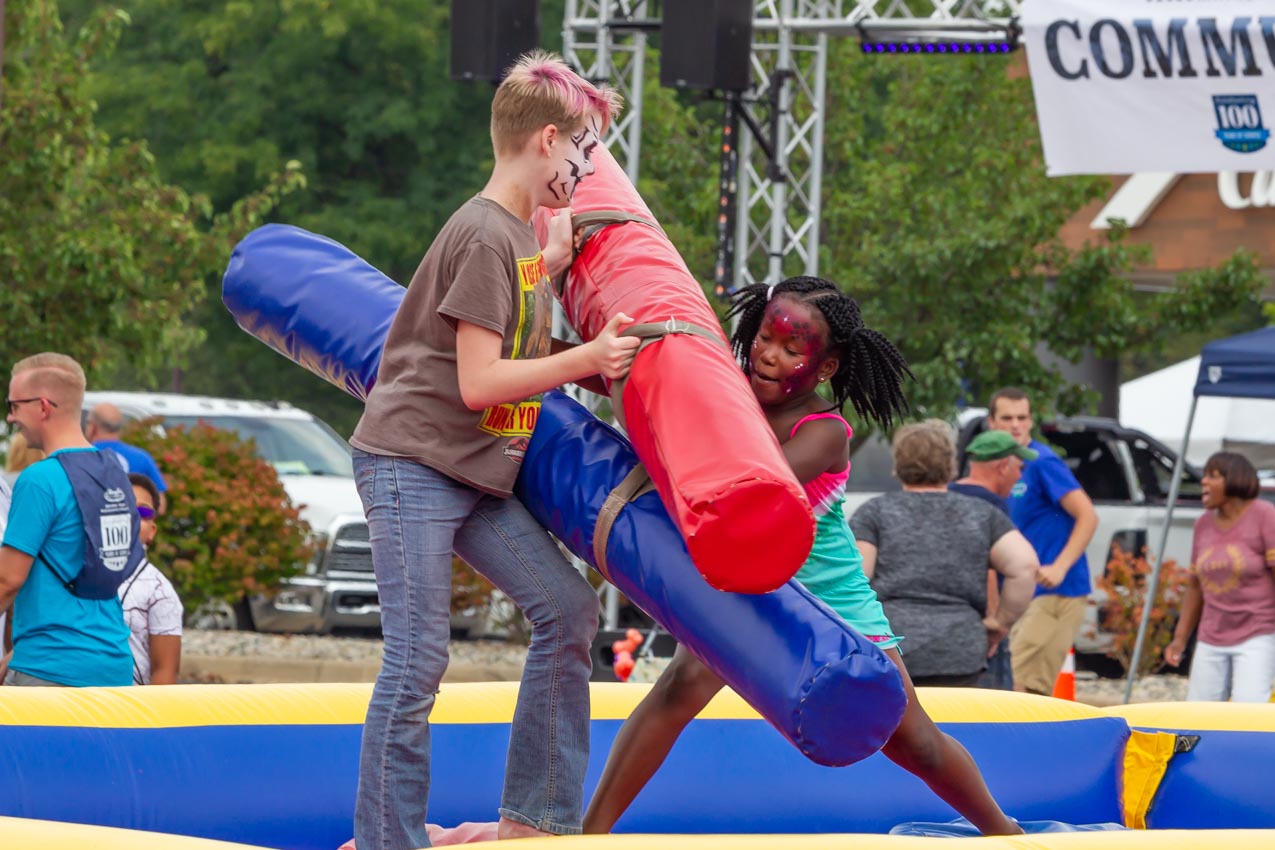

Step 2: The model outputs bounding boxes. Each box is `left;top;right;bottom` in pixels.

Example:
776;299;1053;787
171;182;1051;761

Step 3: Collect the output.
1024;1;1275;176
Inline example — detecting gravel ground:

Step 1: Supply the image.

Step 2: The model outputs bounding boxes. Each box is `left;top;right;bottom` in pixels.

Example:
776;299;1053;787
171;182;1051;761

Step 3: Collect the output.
183;628;522;668
1074;670;1188;706
184;629;1190;705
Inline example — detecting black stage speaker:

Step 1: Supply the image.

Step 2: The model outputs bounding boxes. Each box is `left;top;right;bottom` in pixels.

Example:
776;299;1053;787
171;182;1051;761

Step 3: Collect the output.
660;0;754;91
450;0;541;83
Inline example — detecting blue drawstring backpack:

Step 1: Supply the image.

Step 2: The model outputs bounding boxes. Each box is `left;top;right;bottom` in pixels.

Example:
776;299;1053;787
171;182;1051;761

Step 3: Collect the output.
37;449;145;599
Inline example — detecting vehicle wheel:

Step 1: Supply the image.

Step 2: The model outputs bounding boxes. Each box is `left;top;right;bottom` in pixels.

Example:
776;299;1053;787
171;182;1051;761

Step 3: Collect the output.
233;596;256;631
189;598;254;631
1075;651;1125;680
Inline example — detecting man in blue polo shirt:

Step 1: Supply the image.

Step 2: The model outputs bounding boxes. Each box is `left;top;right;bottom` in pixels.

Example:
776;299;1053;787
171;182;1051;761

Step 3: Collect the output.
988;387;1098;696
0;353;134;687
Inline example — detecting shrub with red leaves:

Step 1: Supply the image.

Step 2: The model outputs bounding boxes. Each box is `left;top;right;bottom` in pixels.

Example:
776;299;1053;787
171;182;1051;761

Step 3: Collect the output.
1097;545;1188;677
124;419;313;618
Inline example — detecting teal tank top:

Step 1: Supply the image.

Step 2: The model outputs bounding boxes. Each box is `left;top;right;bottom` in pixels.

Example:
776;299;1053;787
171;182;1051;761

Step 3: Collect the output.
789;413;899;647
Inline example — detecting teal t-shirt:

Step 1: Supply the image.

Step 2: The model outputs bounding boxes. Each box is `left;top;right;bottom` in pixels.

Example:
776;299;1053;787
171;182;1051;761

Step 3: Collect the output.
2;448;133;686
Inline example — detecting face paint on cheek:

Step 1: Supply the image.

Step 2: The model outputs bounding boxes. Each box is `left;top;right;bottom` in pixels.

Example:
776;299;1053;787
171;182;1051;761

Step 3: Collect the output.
571;147;598;196
779;318;828;396
565;161;583;198
780;359;816;395
561;121;601;198
546;163;581;202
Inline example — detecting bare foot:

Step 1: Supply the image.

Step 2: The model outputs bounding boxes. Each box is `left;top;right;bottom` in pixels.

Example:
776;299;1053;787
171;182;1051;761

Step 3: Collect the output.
988;818;1025;836
496;817;554;840
427;822;501;845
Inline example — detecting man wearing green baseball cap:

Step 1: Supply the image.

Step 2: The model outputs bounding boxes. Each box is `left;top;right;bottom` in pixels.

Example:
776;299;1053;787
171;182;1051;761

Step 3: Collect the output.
968;430;1039;464
952;430;1038;515
950;429;1041;690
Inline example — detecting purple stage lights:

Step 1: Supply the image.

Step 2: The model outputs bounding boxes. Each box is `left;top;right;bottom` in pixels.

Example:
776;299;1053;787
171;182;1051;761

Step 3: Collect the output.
861;42;1015;55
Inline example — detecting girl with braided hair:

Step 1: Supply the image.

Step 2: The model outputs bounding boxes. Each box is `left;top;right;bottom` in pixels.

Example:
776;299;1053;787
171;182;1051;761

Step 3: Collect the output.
583;276;1023;836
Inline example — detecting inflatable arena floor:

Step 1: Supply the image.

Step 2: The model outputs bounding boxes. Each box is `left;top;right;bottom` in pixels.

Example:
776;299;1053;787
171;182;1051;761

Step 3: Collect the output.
2;682;1273;849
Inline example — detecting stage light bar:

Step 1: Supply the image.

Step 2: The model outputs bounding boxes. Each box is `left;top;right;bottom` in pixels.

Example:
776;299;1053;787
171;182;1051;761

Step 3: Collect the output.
860;42;1018;55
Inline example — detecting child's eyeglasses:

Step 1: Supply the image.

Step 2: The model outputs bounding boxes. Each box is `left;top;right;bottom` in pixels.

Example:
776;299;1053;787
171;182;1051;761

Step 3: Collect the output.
137;505;157;520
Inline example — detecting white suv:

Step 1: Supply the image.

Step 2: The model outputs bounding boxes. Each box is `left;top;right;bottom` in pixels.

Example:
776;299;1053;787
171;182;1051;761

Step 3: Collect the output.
82;391;378;634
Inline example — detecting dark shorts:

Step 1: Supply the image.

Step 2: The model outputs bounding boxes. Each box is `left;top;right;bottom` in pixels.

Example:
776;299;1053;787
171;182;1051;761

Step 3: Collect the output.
909;671;983;688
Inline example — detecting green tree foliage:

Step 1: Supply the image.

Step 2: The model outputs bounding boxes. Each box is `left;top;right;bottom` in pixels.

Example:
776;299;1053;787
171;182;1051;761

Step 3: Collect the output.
630;50;721;295
0;1;303;383
61;0;493;280
125;419;313;617
46;1;1266;428
58;0;500;433
816;48;1265;419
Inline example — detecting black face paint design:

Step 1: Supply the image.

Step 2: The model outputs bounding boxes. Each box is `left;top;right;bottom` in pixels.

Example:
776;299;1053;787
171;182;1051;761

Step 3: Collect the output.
547;119;601;202
547;159;582;202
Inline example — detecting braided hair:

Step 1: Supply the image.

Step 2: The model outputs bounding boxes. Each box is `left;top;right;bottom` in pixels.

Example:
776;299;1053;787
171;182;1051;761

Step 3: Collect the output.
726;275;913;430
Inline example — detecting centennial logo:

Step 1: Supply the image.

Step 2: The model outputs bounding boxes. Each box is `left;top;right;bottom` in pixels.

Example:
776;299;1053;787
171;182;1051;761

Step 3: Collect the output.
1212;95;1271;154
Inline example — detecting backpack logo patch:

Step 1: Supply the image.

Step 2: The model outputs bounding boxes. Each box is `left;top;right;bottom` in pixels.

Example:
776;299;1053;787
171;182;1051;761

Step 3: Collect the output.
99;510;133;572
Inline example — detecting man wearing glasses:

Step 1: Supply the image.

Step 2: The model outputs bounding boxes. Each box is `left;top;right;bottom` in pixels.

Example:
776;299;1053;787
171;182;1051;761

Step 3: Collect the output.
0;353;141;687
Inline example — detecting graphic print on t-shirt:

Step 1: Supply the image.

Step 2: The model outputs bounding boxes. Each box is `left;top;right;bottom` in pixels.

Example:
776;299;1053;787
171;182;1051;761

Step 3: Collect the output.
1195;544;1245;595
478;252;552;446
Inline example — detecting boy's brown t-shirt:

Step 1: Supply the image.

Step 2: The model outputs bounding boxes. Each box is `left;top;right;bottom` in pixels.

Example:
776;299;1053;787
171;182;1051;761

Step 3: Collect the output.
350;196;553;497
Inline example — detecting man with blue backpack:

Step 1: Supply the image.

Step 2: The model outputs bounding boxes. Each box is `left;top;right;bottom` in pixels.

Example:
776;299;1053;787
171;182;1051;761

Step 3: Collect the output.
0;353;143;687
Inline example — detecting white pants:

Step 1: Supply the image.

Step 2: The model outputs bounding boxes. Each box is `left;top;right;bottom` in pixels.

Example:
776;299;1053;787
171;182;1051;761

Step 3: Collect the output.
1186;631;1275;703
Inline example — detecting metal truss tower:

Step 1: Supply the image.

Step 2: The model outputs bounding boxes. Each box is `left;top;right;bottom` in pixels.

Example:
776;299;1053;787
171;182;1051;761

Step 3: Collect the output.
563;0;1022;286
562;1;1019;629
562;1;652;185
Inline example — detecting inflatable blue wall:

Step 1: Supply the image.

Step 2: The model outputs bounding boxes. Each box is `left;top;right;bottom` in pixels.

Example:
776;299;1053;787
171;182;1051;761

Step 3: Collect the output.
0;684;1168;850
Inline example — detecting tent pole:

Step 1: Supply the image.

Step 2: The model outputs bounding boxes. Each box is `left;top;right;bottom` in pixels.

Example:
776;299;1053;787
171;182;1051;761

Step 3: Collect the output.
1123;394;1198;704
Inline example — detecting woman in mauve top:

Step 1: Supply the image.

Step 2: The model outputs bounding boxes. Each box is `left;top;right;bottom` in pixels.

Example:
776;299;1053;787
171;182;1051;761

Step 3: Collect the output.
1166;452;1275;702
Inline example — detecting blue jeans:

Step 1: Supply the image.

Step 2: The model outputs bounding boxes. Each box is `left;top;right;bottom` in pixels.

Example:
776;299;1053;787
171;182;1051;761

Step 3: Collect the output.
977;636;1014;691
352;450;600;850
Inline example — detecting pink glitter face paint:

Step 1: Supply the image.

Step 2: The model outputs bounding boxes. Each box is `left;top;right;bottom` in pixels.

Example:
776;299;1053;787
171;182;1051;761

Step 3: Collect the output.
749;298;830;401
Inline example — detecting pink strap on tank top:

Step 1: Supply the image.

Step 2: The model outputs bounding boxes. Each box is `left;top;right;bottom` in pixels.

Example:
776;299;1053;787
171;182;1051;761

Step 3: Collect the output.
789;412;853;440
789;413;852;513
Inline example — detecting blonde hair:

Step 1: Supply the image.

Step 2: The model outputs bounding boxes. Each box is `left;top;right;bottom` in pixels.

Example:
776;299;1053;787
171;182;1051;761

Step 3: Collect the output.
5;432;47;474
490;50;622;155
892;419;956;486
11;352;87;410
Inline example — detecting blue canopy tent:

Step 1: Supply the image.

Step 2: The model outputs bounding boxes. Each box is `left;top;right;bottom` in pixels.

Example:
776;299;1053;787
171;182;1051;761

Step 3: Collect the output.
1124;327;1275;702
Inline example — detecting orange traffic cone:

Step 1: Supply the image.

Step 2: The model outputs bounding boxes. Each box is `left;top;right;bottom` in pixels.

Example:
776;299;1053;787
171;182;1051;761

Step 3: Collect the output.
1052;647;1076;700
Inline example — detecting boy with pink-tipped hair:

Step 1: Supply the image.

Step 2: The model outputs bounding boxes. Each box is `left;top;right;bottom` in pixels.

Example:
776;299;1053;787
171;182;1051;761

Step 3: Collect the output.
347;51;635;850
